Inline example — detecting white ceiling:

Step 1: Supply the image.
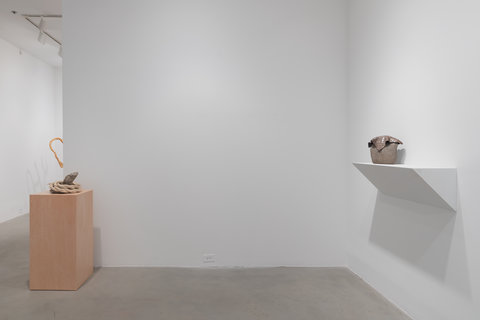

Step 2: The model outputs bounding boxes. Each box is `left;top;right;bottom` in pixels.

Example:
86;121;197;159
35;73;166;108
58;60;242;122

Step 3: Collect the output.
0;0;62;67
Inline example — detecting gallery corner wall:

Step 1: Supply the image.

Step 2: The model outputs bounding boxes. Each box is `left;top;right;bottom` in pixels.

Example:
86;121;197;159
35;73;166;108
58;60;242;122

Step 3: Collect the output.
0;37;63;223
63;0;349;267
348;1;480;319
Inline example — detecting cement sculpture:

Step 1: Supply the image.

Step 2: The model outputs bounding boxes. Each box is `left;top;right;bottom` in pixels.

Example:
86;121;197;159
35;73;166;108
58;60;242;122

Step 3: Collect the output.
368;135;403;164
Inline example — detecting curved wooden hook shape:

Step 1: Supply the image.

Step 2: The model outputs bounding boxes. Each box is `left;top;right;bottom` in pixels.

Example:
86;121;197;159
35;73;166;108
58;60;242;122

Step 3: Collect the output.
49;137;63;168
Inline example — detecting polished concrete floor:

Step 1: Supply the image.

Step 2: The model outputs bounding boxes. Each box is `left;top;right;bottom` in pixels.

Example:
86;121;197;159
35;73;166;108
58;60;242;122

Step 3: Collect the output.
0;215;411;320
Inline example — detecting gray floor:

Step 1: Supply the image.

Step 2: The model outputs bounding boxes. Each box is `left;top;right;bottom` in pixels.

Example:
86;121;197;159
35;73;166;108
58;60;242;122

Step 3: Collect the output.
0;215;411;320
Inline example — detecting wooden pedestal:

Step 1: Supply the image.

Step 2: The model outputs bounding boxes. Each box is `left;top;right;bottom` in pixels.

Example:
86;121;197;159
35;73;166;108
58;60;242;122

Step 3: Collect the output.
30;190;93;290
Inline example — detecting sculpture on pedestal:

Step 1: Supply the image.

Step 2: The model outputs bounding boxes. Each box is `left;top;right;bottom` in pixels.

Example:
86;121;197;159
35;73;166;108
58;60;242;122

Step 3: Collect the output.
48;137;82;193
49;172;82;194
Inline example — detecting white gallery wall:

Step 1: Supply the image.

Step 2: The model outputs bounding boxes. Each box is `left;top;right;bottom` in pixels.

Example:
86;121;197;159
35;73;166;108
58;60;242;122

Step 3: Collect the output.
63;0;348;267
348;0;480;319
0;37;63;223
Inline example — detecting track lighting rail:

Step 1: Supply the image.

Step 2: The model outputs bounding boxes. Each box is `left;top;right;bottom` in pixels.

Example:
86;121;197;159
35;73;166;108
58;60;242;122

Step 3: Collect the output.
12;11;62;46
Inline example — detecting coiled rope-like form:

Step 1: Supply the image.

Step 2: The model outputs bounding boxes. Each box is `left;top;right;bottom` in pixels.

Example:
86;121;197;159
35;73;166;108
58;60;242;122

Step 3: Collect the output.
49;172;82;194
49;181;82;194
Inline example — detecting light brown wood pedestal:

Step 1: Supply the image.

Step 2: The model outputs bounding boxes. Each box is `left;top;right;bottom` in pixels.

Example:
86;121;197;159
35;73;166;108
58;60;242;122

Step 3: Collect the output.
29;190;93;290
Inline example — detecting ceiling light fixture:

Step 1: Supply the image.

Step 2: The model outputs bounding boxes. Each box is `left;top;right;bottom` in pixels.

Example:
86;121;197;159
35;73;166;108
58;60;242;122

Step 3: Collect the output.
37;17;46;44
12;11;63;58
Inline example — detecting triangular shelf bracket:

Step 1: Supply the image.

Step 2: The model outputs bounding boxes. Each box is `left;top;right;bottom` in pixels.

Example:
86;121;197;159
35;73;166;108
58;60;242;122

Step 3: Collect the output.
353;162;457;212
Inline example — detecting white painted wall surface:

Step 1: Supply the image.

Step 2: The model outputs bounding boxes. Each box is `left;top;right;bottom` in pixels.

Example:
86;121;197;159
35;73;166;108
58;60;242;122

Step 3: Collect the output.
348;1;480;319
0;37;63;223
63;0;348;267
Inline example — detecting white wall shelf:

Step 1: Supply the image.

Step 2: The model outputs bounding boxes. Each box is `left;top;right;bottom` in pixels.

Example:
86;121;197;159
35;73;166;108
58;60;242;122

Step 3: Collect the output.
353;162;457;211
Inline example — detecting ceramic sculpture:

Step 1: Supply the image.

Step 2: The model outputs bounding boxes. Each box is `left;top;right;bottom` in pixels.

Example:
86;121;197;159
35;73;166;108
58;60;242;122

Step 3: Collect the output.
368;135;403;164
49;172;82;194
49;137;63;168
